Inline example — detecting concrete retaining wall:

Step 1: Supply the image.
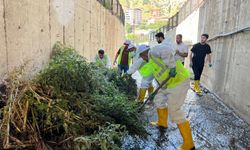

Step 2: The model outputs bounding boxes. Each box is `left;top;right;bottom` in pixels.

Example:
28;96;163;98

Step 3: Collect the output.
0;0;125;79
164;0;250;123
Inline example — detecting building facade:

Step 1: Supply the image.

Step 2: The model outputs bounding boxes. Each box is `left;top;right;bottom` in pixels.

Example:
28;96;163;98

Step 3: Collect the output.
125;8;142;26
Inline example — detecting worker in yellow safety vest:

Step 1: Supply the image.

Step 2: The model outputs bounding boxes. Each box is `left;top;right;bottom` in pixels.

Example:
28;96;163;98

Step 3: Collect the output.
140;32;195;150
113;40;135;75
94;48;111;68
127;44;154;103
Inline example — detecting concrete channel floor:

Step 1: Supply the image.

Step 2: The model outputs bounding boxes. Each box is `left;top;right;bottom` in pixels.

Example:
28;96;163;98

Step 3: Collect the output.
122;87;250;150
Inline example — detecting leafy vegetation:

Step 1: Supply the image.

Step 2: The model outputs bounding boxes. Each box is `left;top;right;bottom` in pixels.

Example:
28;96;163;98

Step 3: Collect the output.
126;33;148;44
121;0;186;38
120;0;186;19
138;21;167;30
0;42;146;150
125;23;133;34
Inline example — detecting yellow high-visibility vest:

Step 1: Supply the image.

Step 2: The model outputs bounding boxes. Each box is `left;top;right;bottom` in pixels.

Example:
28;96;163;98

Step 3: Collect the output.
140;55;190;89
138;62;154;78
117;46;132;65
95;55;108;67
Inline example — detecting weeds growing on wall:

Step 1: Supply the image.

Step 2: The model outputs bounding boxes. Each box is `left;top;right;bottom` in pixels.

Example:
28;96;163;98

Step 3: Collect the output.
0;42;146;150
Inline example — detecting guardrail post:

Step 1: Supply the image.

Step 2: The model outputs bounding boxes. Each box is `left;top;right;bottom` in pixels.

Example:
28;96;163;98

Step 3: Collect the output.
111;0;113;14
176;12;179;27
171;16;174;29
167;19;170;31
116;1;118;15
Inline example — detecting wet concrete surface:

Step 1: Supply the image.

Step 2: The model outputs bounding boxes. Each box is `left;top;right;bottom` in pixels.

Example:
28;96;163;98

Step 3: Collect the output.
122;88;250;150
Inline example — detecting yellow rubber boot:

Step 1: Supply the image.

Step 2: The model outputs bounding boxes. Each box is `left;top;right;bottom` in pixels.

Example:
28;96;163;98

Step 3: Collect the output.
150;107;168;128
138;88;147;103
177;121;195;150
194;80;201;93
148;85;154;95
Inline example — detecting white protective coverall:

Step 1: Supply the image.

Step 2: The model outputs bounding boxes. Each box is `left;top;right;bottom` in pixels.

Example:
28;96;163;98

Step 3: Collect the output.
149;39;190;124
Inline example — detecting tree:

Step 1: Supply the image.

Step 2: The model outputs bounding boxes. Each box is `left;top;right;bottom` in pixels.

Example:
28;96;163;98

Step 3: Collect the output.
119;0;130;8
126;33;148;44
147;21;167;30
120;0;186;34
143;0;150;4
138;21;147;30
125;23;132;33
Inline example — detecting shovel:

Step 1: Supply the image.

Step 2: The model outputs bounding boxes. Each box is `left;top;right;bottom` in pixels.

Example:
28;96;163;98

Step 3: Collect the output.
138;76;172;112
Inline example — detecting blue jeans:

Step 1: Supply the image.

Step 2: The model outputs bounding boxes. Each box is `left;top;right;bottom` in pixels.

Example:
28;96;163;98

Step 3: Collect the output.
118;64;129;75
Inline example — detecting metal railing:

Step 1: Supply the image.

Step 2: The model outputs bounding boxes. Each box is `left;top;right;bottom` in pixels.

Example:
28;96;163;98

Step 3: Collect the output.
157;13;179;33
148;13;179;41
149;0;205;41
97;0;125;25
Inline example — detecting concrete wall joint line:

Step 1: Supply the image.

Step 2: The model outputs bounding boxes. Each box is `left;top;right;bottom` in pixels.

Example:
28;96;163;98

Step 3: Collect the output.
89;0;92;60
49;0;51;50
63;26;66;45
73;3;76;49
2;0;8;73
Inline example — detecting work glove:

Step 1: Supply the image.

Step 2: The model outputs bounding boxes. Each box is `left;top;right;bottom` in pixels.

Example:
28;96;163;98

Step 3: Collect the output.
169;67;177;78
189;62;193;68
209;64;212;67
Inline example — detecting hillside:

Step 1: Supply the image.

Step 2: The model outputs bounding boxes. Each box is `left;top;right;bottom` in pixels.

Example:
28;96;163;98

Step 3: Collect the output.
120;0;186;20
120;0;186;43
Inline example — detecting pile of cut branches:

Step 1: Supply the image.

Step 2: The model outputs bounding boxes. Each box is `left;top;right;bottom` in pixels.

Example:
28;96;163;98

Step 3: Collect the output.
0;42;146;150
104;69;137;100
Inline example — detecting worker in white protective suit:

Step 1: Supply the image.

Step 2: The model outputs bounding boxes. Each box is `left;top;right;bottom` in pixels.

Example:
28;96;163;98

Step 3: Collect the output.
127;44;154;103
148;32;195;150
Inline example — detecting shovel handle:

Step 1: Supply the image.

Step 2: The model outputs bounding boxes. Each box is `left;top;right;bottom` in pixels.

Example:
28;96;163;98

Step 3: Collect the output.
138;76;172;112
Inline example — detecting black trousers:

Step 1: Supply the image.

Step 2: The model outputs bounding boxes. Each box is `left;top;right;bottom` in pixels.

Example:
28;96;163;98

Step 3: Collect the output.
192;64;204;80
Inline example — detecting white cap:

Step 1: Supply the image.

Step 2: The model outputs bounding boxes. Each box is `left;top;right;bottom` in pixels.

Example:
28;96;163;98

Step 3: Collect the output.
128;44;136;50
99;48;104;51
137;44;150;54
124;40;131;45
